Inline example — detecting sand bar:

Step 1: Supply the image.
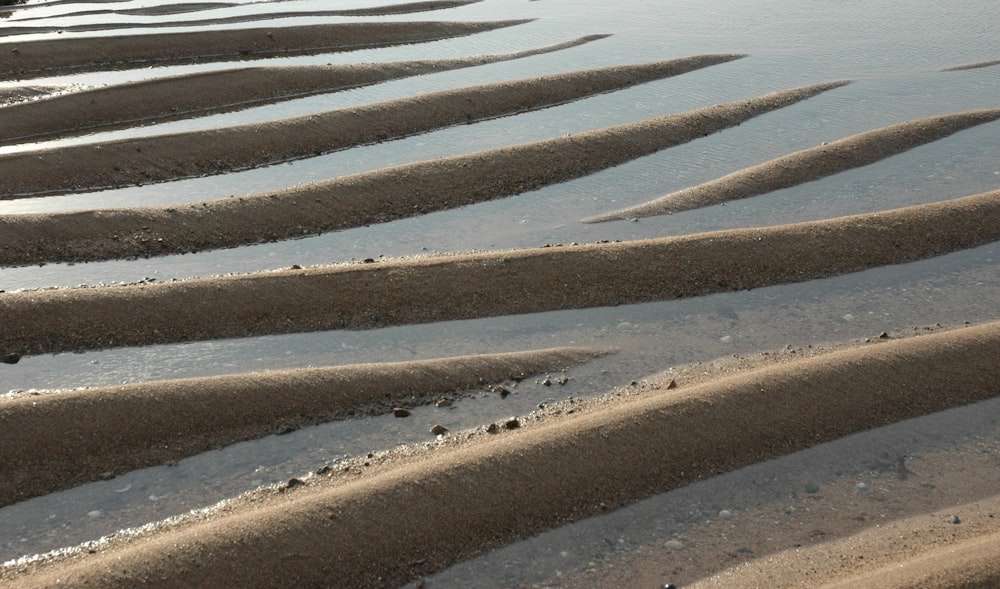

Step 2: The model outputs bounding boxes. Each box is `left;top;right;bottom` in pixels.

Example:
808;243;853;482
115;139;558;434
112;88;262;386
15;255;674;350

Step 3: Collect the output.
3;321;999;587
0;347;606;506
585;110;1000;222
0;54;749;199
3;188;999;356
0;20;529;80
0;36;609;145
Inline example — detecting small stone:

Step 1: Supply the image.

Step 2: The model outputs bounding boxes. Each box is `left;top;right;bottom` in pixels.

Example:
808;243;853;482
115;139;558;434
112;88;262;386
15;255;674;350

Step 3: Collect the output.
87;510;103;519
2;353;20;365
430;424;448;436
720;335;732;343
949;514;961;524
878;331;890;339
541;377;552;386
486;423;500;434
393;407;411;418
665;378;677;389
663;539;684;550
804;482;820;494
718;509;734;520
504;418;520;430
285;477;304;489
855;482;871;493
435;398;452;408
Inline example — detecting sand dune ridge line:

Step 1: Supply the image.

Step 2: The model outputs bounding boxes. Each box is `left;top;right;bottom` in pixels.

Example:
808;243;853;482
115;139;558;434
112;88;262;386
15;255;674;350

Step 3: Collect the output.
0;35;611;146
0;347;608;507
584;109;1000;222
0;54;748;199
5;321;1000;588
2;187;998;356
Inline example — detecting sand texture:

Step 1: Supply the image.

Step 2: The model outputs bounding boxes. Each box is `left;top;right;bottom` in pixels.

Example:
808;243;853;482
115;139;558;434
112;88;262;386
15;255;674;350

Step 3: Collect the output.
0;20;528;80
0;35;610;145
4;188;1000;355
1;1;485;36
4;323;1000;588
2;6;999;589
0;347;607;507
0;54;748;198
585;110;1000;222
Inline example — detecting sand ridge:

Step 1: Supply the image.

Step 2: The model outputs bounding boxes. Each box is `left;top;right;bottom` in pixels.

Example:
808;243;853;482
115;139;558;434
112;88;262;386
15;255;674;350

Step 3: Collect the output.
0;20;530;80
584;109;1000;222
4;322;999;588
0;347;608;507
0;54;750;198
1;1;484;35
3;188;1000;356
0;35;610;145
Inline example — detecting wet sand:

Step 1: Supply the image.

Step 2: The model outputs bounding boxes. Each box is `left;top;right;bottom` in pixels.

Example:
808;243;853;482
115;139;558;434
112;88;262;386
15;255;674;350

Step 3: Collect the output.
0;347;607;506
585;110;1000;222
2;13;1000;589
4;323;1000;588
4;188;1000;355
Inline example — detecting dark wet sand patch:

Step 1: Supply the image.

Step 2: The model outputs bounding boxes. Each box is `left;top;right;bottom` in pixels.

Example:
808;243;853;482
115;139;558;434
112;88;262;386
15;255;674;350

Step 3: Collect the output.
0;346;607;507
0;54;748;199
4;322;999;588
584;110;1000;222
0;35;610;145
0;20;529;80
1;1;485;36
3;188;999;356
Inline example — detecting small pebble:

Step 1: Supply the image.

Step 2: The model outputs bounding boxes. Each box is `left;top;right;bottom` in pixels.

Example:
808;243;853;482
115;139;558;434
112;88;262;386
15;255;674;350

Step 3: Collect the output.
663;539;684;550
719;509;734;520
435;398;452;408
804;482;820;494
949;514;961;524
504;418;520;430
430;424;448;436
855;482;870;493
392;407;411;418
87;510;103;519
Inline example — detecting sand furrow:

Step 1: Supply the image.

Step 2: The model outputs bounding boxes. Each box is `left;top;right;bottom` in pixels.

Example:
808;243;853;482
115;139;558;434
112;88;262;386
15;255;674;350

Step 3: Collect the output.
0;347;607;506
4;322;999;588
2;188;999;356
0;54;747;199
0;20;529;80
1;2;486;37
584;110;1000;222
0;35;610;145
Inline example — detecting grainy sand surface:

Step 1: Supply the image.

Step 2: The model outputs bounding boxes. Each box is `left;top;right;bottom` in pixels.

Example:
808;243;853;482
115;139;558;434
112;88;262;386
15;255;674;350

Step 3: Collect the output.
2;6;999;589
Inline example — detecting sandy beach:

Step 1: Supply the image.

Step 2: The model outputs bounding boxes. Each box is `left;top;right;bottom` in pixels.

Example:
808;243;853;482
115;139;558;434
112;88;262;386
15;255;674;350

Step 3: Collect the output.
2;3;999;588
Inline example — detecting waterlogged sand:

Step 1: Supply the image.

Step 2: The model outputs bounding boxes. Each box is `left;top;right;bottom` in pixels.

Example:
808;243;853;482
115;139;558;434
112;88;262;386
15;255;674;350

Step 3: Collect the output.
2;12;1000;589
585;110;1000;222
4;189;1000;355
3;323;1000;588
0;347;608;507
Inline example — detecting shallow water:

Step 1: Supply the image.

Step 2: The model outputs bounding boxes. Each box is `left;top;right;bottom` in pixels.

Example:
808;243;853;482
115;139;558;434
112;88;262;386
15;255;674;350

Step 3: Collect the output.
1;0;999;579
